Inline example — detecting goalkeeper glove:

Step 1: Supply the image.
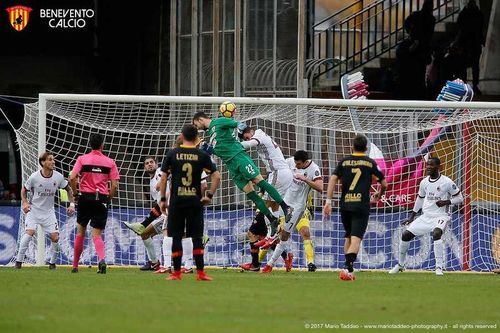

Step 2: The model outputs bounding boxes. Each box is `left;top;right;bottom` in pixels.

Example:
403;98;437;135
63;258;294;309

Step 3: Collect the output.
237;122;247;139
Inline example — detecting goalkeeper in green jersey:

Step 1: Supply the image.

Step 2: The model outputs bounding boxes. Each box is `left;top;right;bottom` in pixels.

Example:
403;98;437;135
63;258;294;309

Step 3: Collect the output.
193;111;293;235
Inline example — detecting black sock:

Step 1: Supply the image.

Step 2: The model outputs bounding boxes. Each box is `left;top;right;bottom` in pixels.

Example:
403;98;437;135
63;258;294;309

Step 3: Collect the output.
345;253;357;273
192;237;204;271
141;205;161;228
279;201;289;213
250;241;260;266
172;237;183;271
281;250;288;261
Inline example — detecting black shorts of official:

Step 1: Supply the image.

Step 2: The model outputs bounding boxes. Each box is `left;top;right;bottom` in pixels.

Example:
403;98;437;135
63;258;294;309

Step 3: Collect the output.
248;213;268;237
340;209;369;239
77;194;109;230
167;204;204;238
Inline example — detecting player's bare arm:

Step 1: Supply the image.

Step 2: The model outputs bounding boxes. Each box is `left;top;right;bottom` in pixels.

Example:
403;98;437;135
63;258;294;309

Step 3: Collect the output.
109;179;118;201
65;184;76;216
323;174;339;217
371;179;388;203
201;170;221;205
68;171;79;201
294;173;323;193
20;186;30;214
159;172;169;214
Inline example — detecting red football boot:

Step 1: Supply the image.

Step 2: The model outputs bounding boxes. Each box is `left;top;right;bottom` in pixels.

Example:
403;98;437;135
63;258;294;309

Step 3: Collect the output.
284;253;293;272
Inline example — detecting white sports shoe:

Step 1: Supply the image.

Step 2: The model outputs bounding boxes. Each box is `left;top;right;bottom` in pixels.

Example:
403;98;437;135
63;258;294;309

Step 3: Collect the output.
388;264;405;274
435;267;444;276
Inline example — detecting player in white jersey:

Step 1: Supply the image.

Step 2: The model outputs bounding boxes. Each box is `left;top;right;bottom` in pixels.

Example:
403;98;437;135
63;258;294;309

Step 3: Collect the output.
124;156;166;271
261;150;323;273
237;126;293;271
16;152;75;269
125;152;208;273
389;157;463;275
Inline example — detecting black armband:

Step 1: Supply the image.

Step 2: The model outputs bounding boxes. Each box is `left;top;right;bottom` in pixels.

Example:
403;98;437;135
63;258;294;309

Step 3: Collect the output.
160;197;167;202
205;191;214;199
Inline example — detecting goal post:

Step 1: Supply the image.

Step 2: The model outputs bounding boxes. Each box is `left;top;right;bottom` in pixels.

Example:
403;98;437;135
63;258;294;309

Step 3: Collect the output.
8;93;500;271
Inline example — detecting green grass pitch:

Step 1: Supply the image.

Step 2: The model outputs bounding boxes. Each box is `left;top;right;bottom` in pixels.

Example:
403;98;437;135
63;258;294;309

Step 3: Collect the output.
0;267;498;333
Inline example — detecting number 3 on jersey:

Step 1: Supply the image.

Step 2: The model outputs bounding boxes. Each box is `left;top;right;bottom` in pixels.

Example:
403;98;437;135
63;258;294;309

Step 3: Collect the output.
182;163;193;186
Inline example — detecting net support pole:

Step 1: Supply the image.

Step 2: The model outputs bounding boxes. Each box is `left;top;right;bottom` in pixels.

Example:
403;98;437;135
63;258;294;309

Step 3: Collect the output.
36;95;47;266
462;121;472;271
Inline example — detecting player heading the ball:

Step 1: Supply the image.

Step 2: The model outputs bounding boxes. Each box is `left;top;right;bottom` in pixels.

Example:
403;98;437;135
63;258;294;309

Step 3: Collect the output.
193;107;293;236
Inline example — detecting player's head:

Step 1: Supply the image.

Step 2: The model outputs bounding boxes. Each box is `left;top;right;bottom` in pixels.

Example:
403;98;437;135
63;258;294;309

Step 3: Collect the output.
238;126;254;141
421;0;433;12
143;156;157;174
466;0;477;8
181;124;198;143
293;150;309;169
39;152;55;170
89;133;104;150
426;157;441;178
352;134;368;153
192;112;211;130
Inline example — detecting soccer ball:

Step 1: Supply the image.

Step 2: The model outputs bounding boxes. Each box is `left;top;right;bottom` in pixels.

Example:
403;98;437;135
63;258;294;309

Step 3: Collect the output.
219;101;237;118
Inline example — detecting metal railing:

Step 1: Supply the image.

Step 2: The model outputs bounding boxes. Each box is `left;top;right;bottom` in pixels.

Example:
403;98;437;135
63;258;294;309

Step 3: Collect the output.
312;0;463;85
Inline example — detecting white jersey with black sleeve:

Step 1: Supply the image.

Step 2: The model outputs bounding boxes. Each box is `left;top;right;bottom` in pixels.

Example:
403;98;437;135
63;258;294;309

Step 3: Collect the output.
418;175;462;217
241;129;288;172
24;170;68;219
284;158;322;210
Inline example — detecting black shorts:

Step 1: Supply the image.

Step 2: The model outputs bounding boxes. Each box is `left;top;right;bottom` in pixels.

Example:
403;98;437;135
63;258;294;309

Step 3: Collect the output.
248;212;267;237
340;209;369;239
77;194;109;230
167;204;204;238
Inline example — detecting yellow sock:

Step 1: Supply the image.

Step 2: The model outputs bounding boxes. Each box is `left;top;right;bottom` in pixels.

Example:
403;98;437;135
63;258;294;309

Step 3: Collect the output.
259;248;268;263
303;239;314;264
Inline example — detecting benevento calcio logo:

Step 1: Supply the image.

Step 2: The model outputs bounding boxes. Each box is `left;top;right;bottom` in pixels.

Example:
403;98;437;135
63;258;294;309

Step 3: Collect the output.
6;6;33;31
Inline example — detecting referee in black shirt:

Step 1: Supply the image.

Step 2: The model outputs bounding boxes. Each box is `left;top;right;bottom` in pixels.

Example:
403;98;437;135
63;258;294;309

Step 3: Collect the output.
159;124;221;281
323;134;387;280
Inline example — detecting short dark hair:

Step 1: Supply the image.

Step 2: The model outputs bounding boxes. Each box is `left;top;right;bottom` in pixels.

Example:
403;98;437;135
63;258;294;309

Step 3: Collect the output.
193;111;209;122
39;151;53;167
182;124;198;142
238;126;253;139
89;133;104;150
428;156;441;166
143;156;156;164
353;134;368;152
294;150;309;162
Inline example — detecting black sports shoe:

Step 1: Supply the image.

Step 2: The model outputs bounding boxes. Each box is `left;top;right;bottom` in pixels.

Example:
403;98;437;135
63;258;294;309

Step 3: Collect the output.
268;216;279;237
140;261;153;271
307;263;317;272
14;261;22;269
49;263;56;270
97;260;107;274
284;205;294;224
71;268;79;273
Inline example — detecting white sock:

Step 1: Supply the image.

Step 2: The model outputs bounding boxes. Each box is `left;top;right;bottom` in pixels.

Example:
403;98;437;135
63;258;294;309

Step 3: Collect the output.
17;233;33;263
434;239;444;269
143;238;157;263
49;241;60;264
268;240;287;267
162;236;172;267
182;237;193;269
399;240;410;266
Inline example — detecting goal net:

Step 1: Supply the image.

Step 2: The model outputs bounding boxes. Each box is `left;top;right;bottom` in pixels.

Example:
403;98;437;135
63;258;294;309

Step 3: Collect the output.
7;94;500;271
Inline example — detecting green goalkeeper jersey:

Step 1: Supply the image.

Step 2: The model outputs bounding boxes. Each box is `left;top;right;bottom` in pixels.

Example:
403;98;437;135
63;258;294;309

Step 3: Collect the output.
207;117;244;161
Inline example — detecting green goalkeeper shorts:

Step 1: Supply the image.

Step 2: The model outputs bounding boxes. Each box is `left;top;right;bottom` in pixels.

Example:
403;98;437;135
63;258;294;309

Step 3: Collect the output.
226;152;261;190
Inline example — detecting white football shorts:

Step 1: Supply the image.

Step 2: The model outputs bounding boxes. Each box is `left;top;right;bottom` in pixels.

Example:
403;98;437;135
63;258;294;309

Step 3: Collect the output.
24;212;59;234
406;214;451;237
